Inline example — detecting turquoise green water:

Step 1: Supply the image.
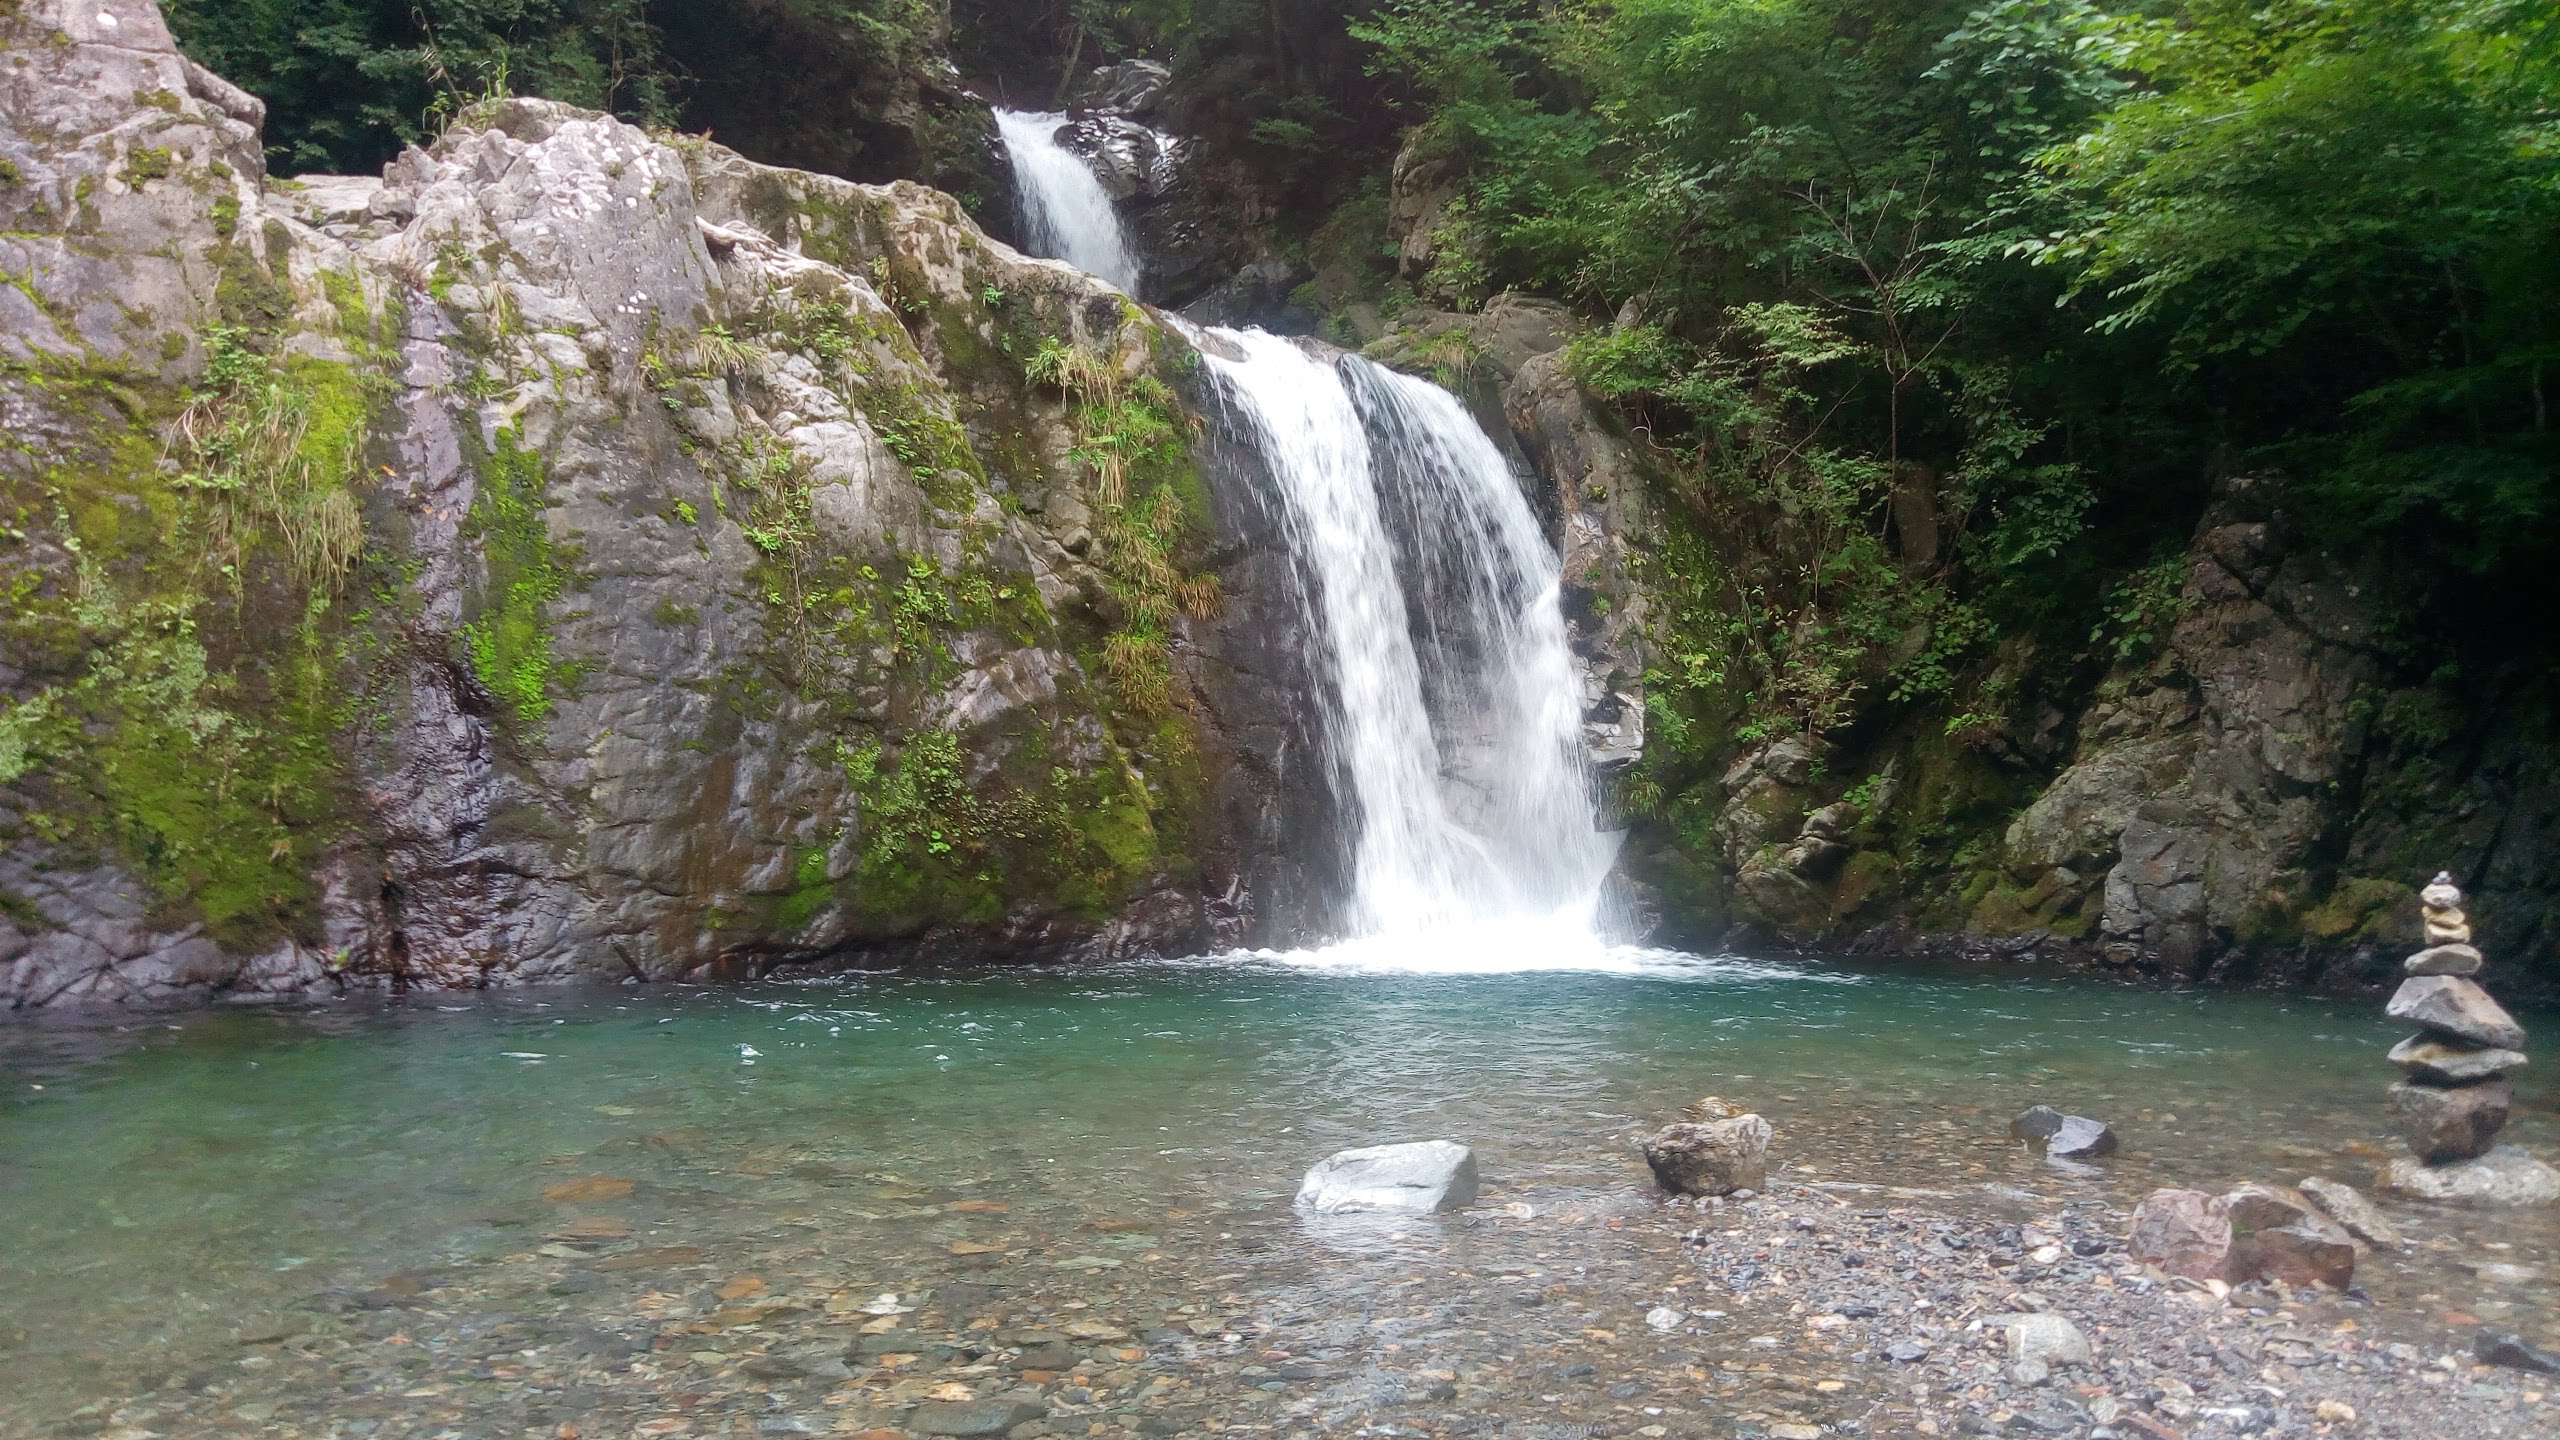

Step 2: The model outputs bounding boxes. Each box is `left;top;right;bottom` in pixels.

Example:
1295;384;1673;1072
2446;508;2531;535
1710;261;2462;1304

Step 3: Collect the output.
2;953;2552;1433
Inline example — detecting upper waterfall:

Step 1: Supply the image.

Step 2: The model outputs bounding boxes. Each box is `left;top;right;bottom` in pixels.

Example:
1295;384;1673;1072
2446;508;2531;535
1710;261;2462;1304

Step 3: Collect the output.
993;109;1143;292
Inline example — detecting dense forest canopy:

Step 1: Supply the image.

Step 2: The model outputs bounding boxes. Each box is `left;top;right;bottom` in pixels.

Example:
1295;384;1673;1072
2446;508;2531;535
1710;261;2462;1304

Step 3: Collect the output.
1340;0;2560;756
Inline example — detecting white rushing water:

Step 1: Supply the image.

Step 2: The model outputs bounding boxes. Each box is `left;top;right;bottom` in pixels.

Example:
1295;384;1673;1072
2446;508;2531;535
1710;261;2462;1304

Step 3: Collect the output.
993;109;1143;292
993;111;1624;970
1199;331;1621;969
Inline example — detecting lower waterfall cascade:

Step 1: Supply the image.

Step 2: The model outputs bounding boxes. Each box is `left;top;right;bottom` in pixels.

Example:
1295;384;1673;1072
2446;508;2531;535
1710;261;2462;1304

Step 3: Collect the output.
1195;331;1621;966
994;109;1622;967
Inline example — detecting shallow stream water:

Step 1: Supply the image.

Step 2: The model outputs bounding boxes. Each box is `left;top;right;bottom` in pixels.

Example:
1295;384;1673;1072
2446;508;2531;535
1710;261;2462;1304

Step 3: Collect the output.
5;952;2555;1436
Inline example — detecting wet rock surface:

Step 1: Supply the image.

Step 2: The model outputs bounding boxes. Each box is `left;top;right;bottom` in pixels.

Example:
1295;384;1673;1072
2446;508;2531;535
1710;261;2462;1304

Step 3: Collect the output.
2012;1105;2120;1160
2392;1076;2515;1162
2390;975;2528;1052
2379;1145;2560;1206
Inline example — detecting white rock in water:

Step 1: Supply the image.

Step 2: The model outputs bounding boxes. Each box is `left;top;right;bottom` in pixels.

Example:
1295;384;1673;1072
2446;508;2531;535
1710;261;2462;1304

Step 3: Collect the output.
1646;1306;1685;1331
1294;1141;1479;1214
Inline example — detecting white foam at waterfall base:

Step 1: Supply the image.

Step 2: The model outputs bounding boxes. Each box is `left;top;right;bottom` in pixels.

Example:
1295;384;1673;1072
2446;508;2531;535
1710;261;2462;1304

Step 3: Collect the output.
993;109;1142;292
1198;328;1626;974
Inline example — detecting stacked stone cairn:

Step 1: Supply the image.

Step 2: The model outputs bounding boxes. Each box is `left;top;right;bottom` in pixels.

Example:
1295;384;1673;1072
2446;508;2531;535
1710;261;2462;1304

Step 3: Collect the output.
2384;873;2524;1164
2373;874;2559;1205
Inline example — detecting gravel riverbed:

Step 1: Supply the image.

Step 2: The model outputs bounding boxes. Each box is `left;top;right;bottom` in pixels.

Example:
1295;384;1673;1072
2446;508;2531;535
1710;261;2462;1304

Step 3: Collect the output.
30;1163;2558;1440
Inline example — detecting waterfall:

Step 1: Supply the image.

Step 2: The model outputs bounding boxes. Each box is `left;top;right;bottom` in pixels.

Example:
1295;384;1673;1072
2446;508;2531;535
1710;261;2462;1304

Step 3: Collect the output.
989;115;1622;965
1198;330;1620;966
993;109;1143;292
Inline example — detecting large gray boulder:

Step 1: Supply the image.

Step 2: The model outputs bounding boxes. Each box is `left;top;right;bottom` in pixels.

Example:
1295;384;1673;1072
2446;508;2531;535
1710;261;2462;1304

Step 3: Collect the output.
1295;1141;1480;1214
0;1;1310;1006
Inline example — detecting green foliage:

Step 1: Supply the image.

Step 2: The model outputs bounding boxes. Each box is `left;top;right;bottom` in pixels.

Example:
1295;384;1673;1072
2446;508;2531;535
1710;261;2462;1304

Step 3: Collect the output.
1025;339;1218;721
1356;0;2556;781
460;427;574;726
170;327;373;597
2021;0;2560;573
2090;550;2191;664
164;0;671;174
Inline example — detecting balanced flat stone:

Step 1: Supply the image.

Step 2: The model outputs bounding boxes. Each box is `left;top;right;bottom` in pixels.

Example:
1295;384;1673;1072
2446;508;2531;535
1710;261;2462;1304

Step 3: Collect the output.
2386;974;2526;1051
1295;1141;1479;1214
2377;1145;2560;1207
2405;943;2484;976
2388;1034;2525;1084
2425;908;2472;945
2390;1078;2513;1162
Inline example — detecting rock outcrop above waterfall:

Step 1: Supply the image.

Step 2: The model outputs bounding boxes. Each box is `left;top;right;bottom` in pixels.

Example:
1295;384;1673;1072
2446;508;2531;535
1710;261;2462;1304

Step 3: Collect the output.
0;0;1310;1006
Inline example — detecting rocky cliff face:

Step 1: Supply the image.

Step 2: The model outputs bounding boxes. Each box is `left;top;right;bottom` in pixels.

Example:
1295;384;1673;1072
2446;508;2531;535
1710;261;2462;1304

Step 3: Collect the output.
1607;456;2560;992
0;0;1307;1006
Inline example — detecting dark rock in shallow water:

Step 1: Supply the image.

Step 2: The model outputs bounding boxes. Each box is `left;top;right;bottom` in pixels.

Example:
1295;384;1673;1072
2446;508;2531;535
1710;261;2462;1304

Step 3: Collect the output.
2478;1331;2560;1376
2010;1106;2118;1159
2386;975;2526;1051
2010;1105;2068;1142
909;1398;1047;1436
1640;1114;1773;1196
2388;1077;2512;1162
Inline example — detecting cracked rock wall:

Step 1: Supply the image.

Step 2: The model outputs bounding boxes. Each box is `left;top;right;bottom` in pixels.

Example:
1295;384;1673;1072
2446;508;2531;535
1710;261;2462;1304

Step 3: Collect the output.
0;0;1310;1006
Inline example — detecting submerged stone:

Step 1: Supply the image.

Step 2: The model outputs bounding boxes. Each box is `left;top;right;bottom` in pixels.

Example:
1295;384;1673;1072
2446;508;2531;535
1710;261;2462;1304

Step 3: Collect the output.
2297;1176;2403;1247
2377;1145;2560;1207
1294;1141;1479;1214
909;1398;1048;1436
2478;1331;2560;1377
